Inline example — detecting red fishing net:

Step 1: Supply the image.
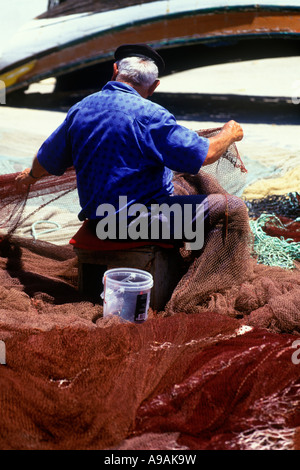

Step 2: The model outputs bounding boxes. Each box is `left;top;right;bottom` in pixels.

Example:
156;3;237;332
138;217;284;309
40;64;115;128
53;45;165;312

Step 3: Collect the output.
263;216;300;243
0;128;299;450
1;314;300;450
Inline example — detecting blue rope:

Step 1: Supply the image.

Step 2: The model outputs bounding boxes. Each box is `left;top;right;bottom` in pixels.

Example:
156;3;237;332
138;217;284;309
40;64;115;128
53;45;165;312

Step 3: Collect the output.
250;214;300;270
31;220;62;241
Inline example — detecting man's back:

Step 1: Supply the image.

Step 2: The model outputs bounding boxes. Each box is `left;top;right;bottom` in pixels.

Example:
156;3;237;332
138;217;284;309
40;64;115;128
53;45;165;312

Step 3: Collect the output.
67;81;176;219
40;80;207;220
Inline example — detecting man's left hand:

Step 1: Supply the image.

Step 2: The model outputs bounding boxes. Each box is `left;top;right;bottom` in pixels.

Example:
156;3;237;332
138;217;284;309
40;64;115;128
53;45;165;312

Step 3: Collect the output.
15;168;37;191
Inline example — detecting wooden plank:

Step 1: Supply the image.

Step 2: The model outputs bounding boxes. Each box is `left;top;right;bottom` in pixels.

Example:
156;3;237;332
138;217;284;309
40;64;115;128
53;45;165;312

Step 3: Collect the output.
75;246;182;311
75;247;155;274
149;246;182;311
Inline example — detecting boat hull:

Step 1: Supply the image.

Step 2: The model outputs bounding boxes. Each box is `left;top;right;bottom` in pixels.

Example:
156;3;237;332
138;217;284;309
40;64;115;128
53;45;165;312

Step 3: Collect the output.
1;2;299;94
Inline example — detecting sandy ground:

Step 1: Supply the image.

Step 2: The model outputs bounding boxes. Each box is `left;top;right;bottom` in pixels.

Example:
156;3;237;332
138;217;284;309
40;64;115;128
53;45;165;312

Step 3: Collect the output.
160;56;300;198
1;105;299;196
159;56;300;98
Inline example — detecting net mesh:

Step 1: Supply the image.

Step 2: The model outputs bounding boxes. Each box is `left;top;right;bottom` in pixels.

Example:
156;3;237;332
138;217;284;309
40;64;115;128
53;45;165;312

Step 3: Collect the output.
0;128;299;450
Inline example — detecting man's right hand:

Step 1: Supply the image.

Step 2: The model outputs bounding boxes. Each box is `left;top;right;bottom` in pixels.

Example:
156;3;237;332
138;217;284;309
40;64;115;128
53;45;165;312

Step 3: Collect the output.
203;120;244;166
222;120;244;143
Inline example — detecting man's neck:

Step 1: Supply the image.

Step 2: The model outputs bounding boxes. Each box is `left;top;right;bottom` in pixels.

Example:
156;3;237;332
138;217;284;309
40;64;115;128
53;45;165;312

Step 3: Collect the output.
117;79;149;99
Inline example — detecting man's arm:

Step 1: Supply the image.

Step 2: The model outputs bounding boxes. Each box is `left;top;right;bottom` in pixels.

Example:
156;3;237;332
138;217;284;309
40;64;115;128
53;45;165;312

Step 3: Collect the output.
15;155;50;191
203;120;243;166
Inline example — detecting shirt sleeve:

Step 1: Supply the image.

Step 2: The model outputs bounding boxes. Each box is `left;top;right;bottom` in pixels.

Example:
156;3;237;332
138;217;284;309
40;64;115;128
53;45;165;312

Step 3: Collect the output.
36;117;73;176
143;107;209;174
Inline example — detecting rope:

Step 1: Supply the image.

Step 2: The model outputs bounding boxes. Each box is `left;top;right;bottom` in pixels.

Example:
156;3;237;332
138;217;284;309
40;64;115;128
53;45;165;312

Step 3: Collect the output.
31;220;62;241
250;214;300;270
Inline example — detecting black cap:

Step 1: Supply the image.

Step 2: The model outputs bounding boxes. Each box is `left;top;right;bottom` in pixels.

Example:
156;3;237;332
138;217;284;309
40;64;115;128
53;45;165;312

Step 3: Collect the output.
114;43;165;75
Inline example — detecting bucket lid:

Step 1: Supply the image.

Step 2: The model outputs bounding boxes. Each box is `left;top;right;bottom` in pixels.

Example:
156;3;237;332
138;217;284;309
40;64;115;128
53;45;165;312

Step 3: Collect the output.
103;268;153;289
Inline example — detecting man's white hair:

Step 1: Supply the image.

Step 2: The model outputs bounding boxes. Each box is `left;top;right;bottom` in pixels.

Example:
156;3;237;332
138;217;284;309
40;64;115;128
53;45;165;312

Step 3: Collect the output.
116;56;159;87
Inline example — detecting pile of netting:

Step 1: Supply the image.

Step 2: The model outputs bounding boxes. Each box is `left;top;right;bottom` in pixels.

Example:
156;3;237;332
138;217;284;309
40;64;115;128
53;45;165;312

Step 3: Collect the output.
0;129;299;450
245;192;300;221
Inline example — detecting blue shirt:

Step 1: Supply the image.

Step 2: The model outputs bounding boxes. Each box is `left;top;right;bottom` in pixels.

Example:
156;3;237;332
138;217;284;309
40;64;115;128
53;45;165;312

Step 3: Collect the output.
37;81;209;220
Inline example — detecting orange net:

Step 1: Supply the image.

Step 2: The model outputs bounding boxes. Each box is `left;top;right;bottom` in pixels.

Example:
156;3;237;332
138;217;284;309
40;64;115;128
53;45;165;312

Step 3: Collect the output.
0;129;299;450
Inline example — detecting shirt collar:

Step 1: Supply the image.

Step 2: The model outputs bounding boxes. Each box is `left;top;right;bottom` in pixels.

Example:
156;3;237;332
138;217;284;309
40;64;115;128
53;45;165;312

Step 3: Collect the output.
103;81;141;97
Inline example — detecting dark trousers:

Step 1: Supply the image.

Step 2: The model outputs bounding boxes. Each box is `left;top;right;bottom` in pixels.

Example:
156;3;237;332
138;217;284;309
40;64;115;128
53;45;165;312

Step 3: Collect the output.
89;194;209;250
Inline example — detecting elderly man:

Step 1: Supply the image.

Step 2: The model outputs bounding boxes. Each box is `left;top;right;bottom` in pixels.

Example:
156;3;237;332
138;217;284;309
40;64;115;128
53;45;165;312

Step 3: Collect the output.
16;43;243;248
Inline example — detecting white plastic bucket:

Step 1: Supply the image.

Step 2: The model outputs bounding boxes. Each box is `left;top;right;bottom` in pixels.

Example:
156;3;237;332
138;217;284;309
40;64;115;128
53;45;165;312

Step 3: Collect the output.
102;268;153;323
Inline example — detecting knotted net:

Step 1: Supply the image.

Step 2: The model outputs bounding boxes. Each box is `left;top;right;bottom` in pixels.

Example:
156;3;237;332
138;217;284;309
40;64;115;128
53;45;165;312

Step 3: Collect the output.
0;128;299;450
